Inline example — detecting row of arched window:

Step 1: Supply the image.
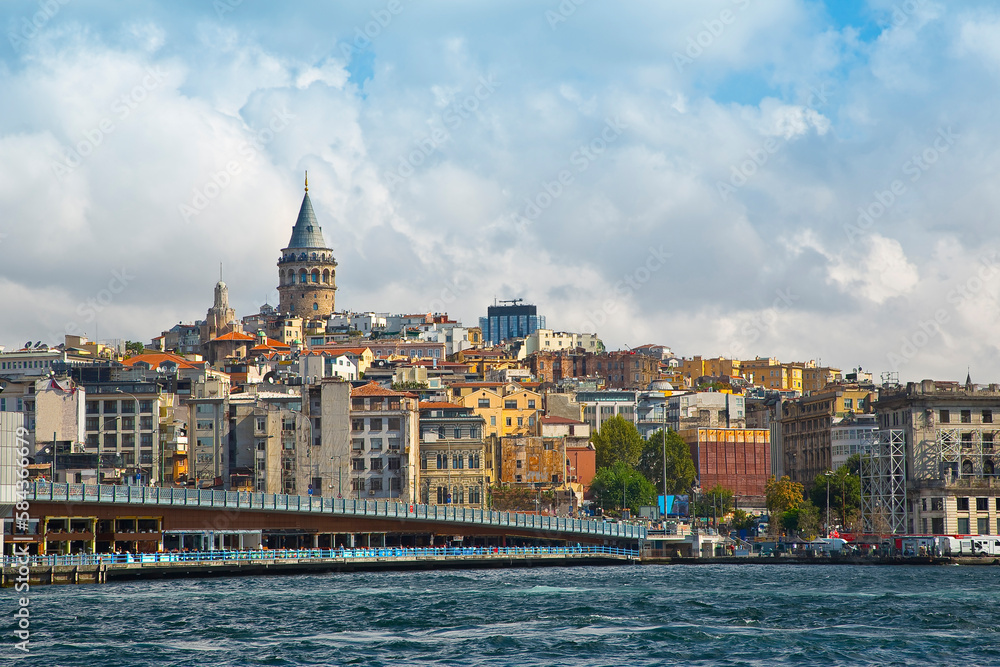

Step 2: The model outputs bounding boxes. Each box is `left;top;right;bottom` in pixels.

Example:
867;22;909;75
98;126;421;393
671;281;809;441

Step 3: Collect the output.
279;268;333;285
281;252;333;263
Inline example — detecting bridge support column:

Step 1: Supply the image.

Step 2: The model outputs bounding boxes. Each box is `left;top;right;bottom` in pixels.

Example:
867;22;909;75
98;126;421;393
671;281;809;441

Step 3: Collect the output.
312;534;319;549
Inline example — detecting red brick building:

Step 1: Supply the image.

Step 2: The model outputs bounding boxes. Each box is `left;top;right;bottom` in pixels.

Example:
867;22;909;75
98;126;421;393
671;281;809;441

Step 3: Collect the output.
680;428;771;499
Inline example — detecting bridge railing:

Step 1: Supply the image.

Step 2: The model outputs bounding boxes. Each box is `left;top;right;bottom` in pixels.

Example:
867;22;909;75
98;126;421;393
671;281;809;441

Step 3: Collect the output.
25;482;646;539
2;544;640;569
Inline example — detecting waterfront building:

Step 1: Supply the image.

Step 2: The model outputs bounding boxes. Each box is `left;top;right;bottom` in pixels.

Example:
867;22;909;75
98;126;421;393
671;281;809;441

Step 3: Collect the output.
679;427;771;502
576;390;636;432
831;413;877;469
873;379;1000;535
418;402;490;506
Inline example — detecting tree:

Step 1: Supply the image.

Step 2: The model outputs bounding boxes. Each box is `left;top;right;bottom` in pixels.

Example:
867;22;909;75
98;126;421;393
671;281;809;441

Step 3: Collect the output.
590;461;658;514
765;475;804;517
810;465;862;528
782;500;820;537
638;429;696;494
592;415;644;469
729;509;757;531
691;484;735;520
124;341;145;357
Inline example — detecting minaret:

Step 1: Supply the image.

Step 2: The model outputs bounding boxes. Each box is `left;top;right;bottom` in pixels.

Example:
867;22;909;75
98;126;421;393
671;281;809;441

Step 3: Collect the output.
277;172;338;318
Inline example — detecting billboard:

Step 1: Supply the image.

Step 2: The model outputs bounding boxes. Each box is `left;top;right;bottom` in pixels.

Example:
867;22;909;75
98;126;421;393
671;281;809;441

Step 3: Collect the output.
658;494;690;517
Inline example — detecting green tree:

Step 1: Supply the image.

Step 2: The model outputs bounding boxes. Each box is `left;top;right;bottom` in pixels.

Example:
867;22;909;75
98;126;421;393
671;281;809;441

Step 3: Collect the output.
691;484;735;520
391;381;429;390
592;415;644;469
782;500;821;537
590;461;658;514
810;465;862;528
638;429;696;494
124;340;145;357
729;509;757;531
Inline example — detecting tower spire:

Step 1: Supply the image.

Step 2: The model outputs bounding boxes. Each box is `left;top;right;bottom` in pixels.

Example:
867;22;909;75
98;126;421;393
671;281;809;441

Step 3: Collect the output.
304;170;308;193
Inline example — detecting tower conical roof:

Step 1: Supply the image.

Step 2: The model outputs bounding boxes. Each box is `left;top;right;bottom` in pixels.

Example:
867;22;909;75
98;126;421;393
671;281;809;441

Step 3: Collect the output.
285;191;329;250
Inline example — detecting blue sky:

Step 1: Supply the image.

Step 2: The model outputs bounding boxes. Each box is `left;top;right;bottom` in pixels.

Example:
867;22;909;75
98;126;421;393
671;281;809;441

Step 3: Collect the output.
1;0;999;382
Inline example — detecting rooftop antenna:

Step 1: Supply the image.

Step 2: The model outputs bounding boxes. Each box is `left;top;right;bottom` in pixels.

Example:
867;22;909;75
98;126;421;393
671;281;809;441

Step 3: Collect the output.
220;262;223;282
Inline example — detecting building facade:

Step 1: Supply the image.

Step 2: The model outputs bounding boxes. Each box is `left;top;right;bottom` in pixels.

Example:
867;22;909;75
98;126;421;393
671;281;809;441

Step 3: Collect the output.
348;382;420;502
680;427;771;500
479;301;546;346
418;402;491;506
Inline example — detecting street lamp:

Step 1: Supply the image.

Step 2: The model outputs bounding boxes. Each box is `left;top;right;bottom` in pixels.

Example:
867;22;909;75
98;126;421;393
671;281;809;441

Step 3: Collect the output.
824;470;834;538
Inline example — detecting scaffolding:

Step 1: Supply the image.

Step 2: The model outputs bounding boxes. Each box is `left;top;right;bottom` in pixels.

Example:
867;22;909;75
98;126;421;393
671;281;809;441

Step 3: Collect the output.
938;428;995;479
861;429;907;534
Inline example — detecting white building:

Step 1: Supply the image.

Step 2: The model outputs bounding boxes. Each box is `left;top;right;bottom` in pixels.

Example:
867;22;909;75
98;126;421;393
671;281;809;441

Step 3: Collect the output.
300;351;358;383
327;312;388;335
522;329;602;358
830;413;877;469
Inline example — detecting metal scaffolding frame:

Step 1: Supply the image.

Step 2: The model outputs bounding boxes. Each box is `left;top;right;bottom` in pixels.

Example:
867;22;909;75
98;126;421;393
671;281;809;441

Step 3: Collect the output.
861;429;907;534
938;428;995;478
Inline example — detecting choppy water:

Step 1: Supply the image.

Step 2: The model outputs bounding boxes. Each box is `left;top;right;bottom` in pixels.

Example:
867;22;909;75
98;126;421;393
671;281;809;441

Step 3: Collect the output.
11;564;1000;666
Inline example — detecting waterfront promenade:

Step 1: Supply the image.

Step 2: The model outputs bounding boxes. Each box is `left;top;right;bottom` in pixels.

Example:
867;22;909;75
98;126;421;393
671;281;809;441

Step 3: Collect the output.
2;545;640;586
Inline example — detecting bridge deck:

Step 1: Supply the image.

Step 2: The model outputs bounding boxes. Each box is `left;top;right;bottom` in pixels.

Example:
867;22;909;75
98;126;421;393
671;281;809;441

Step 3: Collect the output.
21;483;646;540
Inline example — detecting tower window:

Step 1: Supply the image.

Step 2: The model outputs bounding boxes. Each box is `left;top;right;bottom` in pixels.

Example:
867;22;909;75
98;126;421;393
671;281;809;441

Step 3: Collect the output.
313;303;318;310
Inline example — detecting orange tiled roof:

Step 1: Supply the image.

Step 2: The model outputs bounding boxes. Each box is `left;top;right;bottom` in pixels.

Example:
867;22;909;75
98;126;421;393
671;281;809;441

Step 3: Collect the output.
122;352;198;369
211;331;255;342
419;401;466;410
351;381;412;398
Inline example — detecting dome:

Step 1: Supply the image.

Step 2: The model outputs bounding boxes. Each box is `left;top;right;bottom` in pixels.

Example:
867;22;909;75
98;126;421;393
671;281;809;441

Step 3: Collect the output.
649;379;674;391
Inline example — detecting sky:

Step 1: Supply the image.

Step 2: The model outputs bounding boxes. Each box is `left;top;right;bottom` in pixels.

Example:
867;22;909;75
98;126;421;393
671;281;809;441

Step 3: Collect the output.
1;0;998;384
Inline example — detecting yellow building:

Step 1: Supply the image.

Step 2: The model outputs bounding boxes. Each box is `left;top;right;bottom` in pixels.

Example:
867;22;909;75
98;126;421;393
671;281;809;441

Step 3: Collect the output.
454;348;518;376
456;383;541;438
679;356;742;384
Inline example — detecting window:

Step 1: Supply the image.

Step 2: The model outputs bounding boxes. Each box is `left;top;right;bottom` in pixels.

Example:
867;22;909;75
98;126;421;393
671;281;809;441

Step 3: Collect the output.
985;410;994;424
103;400;118;414
528;400;536;409
86;417;99;431
504;400;517;409
351;478;364;491
977;497;989;511
370;438;383;450
506;417;512;427
517;417;523;427
932;518;944;534
469;486;481;504
844;398;853;409
139;400;152;413
453;428;461;439
351;419;364;431
516;459;522;468
957;497;970;511
388;418;400;431
437;486;447;504
962;410;972;424
369;418;383;431
490;416;496;426
256;417;266;432
352;438;364;451
436;453;448;469
940;410;950;423
388;457;401;470
469;453;479;469
515;475;522;483
478;398;490;408
978;518;991;535
931;497;944;511
958;518;971;534
370;458;383;471
388;437;400;450
453;454;463;469
351;458;365;471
